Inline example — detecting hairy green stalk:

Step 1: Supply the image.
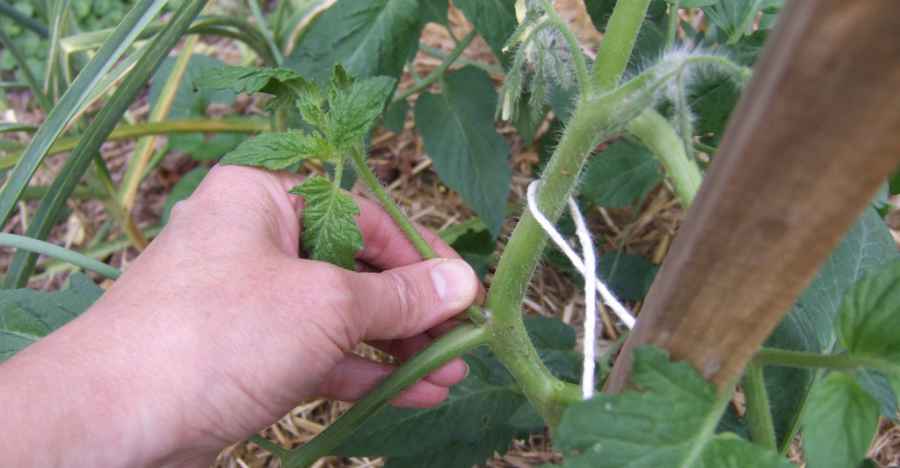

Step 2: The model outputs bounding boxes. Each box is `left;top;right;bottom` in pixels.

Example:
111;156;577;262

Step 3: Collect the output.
742;361;777;450
0;233;121;280
487;76;660;425
591;0;652;89
627;110;702;207
283;324;489;468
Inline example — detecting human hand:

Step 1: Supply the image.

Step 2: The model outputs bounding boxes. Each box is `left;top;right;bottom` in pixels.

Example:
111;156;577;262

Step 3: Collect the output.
0;165;480;467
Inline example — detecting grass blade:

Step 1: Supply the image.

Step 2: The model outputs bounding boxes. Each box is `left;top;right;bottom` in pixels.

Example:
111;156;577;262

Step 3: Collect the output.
119;35;200;210
42;0;72;102
0;28;51;111
0;233;121;280
0;118;269;171
0;0;167;227
0;0;49;38
3;0;210;288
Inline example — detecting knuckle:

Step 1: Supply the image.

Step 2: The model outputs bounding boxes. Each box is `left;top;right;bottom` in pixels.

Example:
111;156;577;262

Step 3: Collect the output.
384;270;418;334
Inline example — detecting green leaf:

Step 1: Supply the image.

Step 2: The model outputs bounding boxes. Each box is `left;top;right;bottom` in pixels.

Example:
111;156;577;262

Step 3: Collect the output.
289;176;363;270
453;0;516;63
152;54;236;118
337;316;581;467
286;0;423;83
151;54;243;160
856;370;898;422
195;65;312;109
802;372;880;468
221;131;328;170
414;66;511;236
764;208;900;449
420;0;449;25
383;99;409;134
598;251;659;302
447;223;495;279
162;166;207;224
703;0;764;42
666;0;717;7
0;273;103;362
555;346;794;468
581;140;662;208
327;75;395;149
688;75;740;148
838;260;900;363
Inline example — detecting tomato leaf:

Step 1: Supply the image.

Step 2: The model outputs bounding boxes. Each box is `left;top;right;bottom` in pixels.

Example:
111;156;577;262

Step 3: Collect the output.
289;176;363;270
195;65;309;98
580;140;662;209
337;316;582;467
801;372;880;468
838;260;900;364
327;75;395;150
286;0;423;83
414;66;512;237
453;0;516;62
0;273;103;362
221;131;330;170
383;99;409;134
764;208;900;449
555;346;794;468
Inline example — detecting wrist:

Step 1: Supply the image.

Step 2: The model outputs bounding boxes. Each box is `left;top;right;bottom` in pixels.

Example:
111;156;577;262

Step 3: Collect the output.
0;299;214;467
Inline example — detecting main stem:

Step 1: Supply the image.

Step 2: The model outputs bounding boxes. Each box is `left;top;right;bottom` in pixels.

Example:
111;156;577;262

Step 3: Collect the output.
592;0;652;89
486;79;656;425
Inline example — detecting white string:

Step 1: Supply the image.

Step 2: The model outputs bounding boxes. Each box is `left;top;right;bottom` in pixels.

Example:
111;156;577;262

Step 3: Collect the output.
526;181;637;399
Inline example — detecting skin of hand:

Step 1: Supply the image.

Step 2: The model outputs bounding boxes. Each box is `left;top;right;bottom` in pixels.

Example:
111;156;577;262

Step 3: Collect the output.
0;165;480;467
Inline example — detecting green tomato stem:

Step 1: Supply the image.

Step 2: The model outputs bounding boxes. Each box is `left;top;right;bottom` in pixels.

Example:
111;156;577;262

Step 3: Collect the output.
392;31;476;105
665;0;680;49
283;324;489;468
349;148;436;259
741;360;777;450
486;76;659;427
349;147;486;324
754;348;900;378
627;109;702;207
590;0;652;90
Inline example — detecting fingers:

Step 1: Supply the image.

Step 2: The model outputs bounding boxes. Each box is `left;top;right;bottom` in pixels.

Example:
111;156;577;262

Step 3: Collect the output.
370;334;469;385
343;259;479;341
318;355;458;408
353;196;460;270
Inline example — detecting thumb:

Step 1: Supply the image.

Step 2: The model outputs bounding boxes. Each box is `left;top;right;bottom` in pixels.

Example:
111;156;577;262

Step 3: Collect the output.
347;259;479;341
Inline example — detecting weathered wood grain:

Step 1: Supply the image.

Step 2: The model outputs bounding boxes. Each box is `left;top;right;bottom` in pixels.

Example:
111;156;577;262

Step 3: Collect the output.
605;0;900;393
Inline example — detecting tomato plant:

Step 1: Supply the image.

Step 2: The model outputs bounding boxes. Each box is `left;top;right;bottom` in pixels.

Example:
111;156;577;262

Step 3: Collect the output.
1;1;899;467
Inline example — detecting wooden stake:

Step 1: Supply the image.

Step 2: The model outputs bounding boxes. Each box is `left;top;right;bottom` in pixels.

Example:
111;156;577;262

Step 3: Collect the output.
606;0;900;393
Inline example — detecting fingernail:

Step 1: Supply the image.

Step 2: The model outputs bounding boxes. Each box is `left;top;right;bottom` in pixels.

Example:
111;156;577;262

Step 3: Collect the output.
430;260;477;309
